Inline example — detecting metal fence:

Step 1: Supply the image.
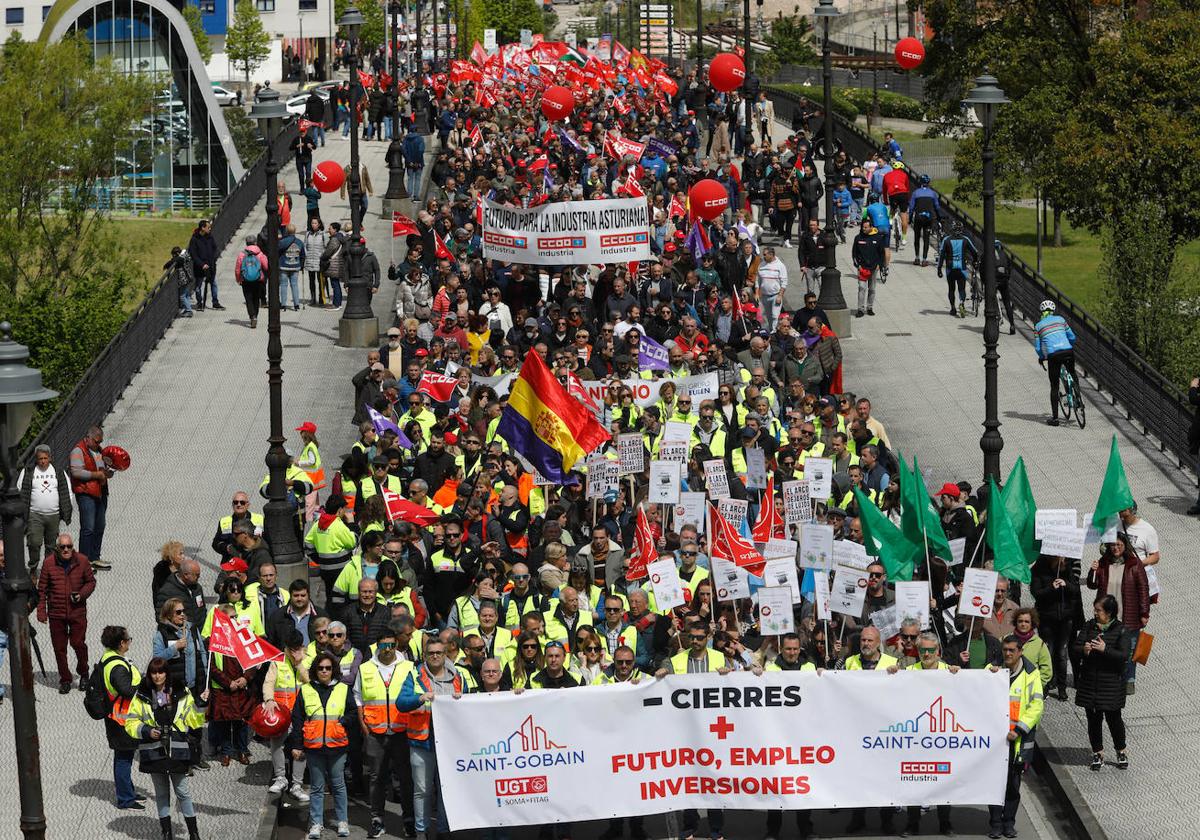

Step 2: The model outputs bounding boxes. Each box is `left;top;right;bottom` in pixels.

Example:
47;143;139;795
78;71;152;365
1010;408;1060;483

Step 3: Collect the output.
770;65;926;100
18;125;298;467
767;85;1198;473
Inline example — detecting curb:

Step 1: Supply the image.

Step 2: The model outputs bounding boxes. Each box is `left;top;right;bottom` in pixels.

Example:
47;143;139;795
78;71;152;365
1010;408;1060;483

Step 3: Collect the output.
1031;727;1109;840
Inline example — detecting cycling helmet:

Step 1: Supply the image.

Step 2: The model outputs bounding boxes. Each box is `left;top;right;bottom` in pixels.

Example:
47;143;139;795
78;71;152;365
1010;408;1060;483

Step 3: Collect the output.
918;174;930;186
1039;300;1056;315
951;221;964;235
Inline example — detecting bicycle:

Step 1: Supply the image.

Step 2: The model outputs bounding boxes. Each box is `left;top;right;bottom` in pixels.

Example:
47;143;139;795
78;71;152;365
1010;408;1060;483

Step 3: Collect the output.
891;206;903;251
967;263;983;317
1058;365;1087;429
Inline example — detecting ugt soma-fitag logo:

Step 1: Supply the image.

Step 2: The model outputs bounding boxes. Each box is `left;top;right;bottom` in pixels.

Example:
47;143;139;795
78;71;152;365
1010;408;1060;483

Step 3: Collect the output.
455;714;586;807
861;695;991;758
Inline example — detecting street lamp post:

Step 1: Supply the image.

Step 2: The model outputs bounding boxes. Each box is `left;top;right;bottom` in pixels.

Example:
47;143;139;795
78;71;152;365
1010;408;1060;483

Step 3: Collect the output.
742;0;752;152
382;0;409;216
0;323;57;840
964;72;1009;483
247;89;304;587
813;0;849;337
433;0;439;70
337;5;380;349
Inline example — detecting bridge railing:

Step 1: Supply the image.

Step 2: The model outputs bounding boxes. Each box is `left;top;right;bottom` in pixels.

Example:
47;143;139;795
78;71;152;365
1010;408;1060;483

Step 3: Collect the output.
767;85;1196;473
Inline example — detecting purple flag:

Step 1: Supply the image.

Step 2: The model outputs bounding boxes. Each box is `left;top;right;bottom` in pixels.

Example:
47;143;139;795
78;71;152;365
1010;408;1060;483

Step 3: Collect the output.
366;405;415;449
638;334;670;371
647;137;678;159
682;220;712;263
559;128;585;152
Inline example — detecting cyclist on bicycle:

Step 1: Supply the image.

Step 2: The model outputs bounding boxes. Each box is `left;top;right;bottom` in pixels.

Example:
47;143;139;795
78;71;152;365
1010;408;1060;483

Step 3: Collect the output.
862;195;892;277
908;174;943;267
936;222;978;318
882;160;913;248
1035;300;1078;427
994;239;1016;334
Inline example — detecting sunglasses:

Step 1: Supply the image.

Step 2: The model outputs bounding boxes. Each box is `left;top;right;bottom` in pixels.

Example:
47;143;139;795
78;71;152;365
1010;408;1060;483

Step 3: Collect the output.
919;647;939;654
173;609;186;615
445;531;462;539
615;658;634;666
511;574;530;580
681;551;697;557
868;572;884;579
232;500;248;506
605;606;622;612
316;665;334;672
328;632;345;638
57;544;74;551
689;635;708;642
520;643;539;649
466;645;485;653
585;645;602;652
900;633;919;641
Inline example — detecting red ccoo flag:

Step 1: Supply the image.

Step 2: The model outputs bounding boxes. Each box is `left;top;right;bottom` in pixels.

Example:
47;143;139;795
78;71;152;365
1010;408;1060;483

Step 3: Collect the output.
417;370;458;402
626;504;656;581
382;490;442;526
709;502;766;577
392;214;419;238
433;231;454;260
750;475;785;543
210;608;283;670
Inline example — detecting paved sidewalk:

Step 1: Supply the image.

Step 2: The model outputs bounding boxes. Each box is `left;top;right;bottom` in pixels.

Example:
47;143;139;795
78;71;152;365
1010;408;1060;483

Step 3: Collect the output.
775;197;1197;840
0;130;415;839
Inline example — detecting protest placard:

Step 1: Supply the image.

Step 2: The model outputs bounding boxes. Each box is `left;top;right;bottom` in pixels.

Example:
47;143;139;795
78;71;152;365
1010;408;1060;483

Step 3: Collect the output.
1035;509;1078;540
587;459;619;501
762;556;801;602
813;571;832;620
717;498;749;529
617;433;644;475
782;480;813;527
830;568;868;618
758;587;795;636
1039;524;1086;559
832;538;870;571
703;459;729;498
805;457;833;499
710;555;750;600
647;559;686;611
1083;511;1119;544
675;492;706;533
895;580;931;629
662;420;692;444
659;441;688;464
799;523;834;570
648;461;680;505
959;568;999;619
746;449;768;490
948;537;966;566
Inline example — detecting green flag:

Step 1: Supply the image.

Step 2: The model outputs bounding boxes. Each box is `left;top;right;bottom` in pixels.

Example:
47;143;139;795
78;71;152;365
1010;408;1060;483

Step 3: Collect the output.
987;476;1031;584
854;487;917;581
1000;456;1040;564
899;455;954;563
1092;435;1134;528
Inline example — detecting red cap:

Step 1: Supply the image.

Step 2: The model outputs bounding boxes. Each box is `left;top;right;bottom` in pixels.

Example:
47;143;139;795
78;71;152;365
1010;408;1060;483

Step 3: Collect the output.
220;557;249;573
664;242;677;253
295;421;317;433
415;348;429;357
937;483;961;499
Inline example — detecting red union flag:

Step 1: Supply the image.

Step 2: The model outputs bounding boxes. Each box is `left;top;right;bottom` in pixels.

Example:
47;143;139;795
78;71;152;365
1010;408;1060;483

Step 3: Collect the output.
392;213;419;238
750;476;785;542
418;370;458;402
626;505;656;582
383;489;441;526
710;502;766;577
211;607;283;669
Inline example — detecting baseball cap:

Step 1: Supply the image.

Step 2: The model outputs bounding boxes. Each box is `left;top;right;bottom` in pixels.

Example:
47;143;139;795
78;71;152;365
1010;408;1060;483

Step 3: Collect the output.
295;421;317;433
220;557;249;573
415;348;429;357
444;311;457;321
387;327;402;337
525;317;539;328
371;362;385;371
937;483;962;499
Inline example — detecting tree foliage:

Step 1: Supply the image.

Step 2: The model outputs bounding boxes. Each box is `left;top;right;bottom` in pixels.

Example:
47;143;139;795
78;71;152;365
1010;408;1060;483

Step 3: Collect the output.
182;4;213;64
766;13;817;66
478;0;545;44
226;0;271;89
335;0;386;54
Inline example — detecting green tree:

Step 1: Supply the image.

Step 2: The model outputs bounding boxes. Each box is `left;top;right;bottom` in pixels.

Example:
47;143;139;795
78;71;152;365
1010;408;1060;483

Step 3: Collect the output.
335;0;386;54
766;13;817;67
480;0;545;43
226;0;271;92
0;36;150;423
181;3;213;64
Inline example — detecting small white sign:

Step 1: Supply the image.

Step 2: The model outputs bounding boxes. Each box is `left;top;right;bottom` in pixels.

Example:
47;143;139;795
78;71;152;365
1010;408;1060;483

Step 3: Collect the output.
617;433;644;475
869;603;901;641
1035;509;1078;540
587;459;619;501
659;441;688;464
674;492;707;533
782;480;813;527
758;586;795;636
648;460;680;505
813;571;832;621
762;556;801;603
832;539;870;571
959;568;999;619
710;555;750;600
718;498;749;529
895;580;931;630
799;524;834;570
662;420;692;444
647;558;686;611
745;448;768;490
1039;525;1086;560
805;457;834;499
948;537;966;567
830;568;868;618
704;459;730;498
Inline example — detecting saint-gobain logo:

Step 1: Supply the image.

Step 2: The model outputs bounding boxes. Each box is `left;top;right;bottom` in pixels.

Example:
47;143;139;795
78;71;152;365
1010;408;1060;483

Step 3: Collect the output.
496;776;548;797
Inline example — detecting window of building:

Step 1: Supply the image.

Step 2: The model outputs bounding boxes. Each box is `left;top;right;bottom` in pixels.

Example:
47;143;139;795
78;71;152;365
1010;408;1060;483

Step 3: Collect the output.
5;7;24;24
255;0;274;11
298;0;317;9
199;0;215;13
42;5;51;20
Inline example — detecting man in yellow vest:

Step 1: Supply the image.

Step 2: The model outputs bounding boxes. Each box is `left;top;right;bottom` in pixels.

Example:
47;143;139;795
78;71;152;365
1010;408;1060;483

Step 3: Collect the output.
99;625;144;810
842;626;899;836
989;634;1045;839
356;624;418;838
261;631;310;802
211;491;263;561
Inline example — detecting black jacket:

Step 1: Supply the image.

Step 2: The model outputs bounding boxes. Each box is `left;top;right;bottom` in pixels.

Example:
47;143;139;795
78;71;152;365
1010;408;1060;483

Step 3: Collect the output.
1072;620;1131;712
341;602;392;656
187;229;217;272
1030;559;1084;625
414;450;456;493
267;604;328;649
155;573;207;628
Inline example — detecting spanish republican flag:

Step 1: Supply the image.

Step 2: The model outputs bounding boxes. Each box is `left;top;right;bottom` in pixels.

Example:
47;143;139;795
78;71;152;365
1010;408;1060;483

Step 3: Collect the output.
497;350;610;482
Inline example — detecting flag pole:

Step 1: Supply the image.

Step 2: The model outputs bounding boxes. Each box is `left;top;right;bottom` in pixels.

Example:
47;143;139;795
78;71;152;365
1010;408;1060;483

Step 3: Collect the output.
919;518;944;648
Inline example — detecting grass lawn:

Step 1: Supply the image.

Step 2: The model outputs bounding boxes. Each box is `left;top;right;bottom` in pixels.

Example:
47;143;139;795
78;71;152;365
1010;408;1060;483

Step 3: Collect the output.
110;217;197;307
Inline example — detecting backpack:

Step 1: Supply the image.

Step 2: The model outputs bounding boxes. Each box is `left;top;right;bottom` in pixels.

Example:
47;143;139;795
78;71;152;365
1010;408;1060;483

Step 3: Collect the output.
83;659;115;720
240;249;262;281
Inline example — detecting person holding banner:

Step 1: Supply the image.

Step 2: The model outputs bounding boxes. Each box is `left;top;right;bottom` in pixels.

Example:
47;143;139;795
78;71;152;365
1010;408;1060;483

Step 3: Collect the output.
988;634;1045;840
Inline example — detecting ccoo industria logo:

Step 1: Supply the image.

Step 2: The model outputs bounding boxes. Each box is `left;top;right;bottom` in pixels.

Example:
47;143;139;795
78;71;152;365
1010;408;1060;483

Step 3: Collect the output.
457;714;587;805
862;696;990;752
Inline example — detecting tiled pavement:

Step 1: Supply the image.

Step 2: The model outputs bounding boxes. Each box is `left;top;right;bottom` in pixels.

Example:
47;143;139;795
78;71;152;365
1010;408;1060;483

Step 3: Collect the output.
0;129;414;839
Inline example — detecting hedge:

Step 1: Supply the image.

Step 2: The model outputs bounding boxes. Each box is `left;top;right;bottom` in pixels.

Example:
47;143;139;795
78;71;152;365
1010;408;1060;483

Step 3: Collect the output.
774;84;859;121
840;88;925;120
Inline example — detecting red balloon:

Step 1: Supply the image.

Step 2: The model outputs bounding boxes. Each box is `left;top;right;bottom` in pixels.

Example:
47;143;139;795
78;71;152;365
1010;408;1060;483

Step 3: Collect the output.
894;37;925;71
249;703;290;739
689;179;728;221
312;160;345;194
708;53;746;93
541;85;575;121
101;445;131;471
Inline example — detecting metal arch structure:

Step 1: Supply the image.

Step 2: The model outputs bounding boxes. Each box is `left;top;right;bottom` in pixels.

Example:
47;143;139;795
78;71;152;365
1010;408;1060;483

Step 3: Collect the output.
40;0;245;184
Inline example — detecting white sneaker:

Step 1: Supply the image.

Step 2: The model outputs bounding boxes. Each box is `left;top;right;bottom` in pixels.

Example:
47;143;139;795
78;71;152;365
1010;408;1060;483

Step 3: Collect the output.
337;821;351;837
268;778;287;794
307;826;323;839
290;782;310;803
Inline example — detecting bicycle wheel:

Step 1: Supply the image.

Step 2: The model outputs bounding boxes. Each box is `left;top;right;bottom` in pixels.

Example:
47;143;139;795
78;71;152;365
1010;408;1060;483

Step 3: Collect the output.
1057;371;1072;421
971;272;982;317
1073;376;1087;429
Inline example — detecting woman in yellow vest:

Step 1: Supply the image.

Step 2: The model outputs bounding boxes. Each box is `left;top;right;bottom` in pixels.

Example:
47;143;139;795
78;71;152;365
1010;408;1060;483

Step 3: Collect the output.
295;421;325;522
503;630;545;690
100;625;143;810
288;652;357;838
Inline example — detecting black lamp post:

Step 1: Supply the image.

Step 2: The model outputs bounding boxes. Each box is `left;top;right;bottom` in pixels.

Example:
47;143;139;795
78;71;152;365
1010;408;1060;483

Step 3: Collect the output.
813;0;848;337
247;88;304;585
0;323;57;840
337;5;380;348
383;0;409;215
415;0;422;74
964;72;1009;482
433;0;440;70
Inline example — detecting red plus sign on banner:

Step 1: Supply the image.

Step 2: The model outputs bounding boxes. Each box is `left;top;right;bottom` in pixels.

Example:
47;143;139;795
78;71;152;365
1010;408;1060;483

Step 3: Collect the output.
709;715;735;740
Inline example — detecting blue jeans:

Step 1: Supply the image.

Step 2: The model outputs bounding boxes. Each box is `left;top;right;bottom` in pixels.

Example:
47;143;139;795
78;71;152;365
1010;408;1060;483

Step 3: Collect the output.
328;276;343;307
114;748;136;807
179;284;193;314
308;751;348;827
210;720;248;758
310;124;326;146
281;271;301;308
0;629;7;699
151;772;195;819
339;109;351;136
406;168;422;199
77;494;107;564
411;744;446;833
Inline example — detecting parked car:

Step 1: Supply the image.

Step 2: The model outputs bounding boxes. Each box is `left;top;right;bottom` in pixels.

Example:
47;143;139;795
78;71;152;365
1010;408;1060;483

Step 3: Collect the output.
286;89;329;116
211;85;238;106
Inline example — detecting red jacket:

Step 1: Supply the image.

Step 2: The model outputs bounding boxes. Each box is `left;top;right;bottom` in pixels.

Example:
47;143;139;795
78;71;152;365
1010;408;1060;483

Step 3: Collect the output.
36;553;96;622
1086;553;1150;632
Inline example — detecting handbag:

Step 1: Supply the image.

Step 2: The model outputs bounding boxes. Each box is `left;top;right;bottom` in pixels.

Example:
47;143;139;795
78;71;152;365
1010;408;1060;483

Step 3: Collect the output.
1132;630;1154;665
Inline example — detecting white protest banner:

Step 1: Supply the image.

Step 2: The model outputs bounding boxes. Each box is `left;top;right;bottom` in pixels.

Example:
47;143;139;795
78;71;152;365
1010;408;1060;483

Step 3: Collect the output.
1083;511;1119;545
762;556;801;603
745;449;768;490
474;372;516;397
483;28;497;52
718;498;749;529
659;441;688;464
813;571;832;620
1035;509;1077;540
618;433;644;475
482;197;651;265
782;480;813;528
587;459;619;501
1039;525;1086;560
758;587;795;635
1146;565;1161;600
830;568;868;618
799;524;834;570
710;555;750;599
647;559;686;611
662;420;692;444
434;671;1008;829
703;460;730;498
895;581;931;630
675;492;706;533
617;373;720;409
959;568;999;619
832;538;870;572
948;538;966;567
648;461;680;505
805;458;834;499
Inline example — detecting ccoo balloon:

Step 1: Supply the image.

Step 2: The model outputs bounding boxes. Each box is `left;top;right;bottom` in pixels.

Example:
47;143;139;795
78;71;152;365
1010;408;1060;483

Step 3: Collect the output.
688;179;728;221
312;160;345;193
708;53;746;93
541;86;576;121
894;37;925;70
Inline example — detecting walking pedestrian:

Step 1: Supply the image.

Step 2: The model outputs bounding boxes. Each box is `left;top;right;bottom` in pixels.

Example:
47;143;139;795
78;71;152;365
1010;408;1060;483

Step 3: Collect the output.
18;443;73;577
187;219;222;311
70;425;113;570
1073;594;1133;770
235;234;268;328
164;246;196;317
262;632;311;802
36;534;94;692
851;221;885;318
356;624;417;838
